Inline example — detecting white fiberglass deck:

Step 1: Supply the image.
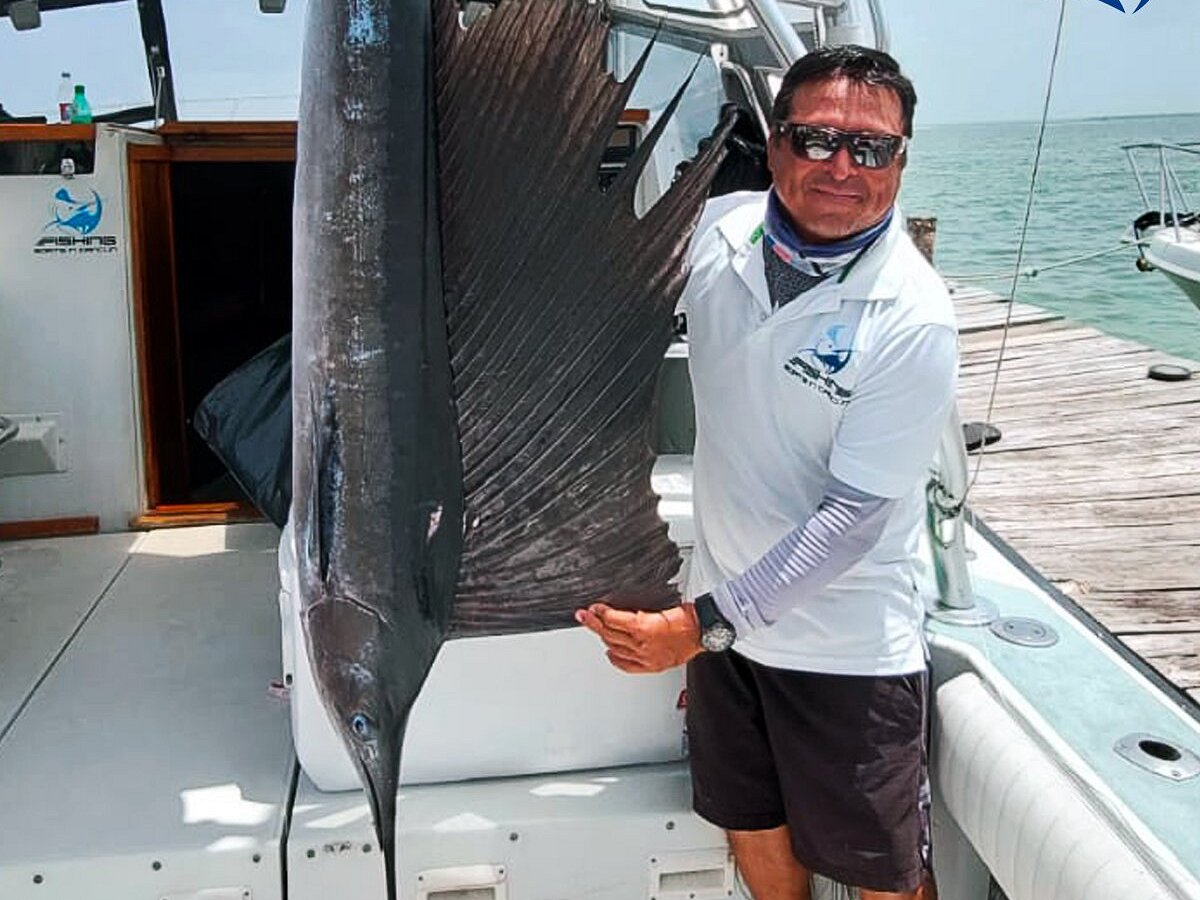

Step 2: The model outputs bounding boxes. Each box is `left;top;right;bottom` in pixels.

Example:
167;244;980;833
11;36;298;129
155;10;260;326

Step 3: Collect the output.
0;530;140;741
923;524;1200;899
0;524;293;900
2;514;1200;900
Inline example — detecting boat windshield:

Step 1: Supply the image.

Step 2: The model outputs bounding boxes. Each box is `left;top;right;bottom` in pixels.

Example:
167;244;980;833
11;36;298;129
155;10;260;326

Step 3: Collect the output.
0;0;305;123
1;0;882;125
162;0;304;121
608;0;884;58
0;1;150;122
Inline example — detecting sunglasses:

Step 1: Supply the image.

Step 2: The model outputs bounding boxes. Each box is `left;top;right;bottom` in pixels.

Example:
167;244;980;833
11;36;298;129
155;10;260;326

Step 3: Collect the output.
774;122;908;170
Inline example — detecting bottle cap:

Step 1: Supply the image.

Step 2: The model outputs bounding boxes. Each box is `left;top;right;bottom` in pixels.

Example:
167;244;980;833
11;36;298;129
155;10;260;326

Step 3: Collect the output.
74;85;85;92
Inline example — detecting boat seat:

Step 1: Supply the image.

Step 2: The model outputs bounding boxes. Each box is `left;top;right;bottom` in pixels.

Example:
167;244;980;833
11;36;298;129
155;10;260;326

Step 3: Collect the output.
1133;210;1198;234
934;673;1180;900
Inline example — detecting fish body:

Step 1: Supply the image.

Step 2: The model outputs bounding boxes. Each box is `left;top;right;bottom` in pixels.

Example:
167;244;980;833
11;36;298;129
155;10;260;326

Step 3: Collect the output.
293;0;460;890
293;0;731;895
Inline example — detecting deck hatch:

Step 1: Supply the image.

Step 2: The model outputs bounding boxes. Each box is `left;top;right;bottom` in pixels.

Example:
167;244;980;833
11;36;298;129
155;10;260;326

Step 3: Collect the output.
648;848;734;900
416;864;507;900
988;616;1059;648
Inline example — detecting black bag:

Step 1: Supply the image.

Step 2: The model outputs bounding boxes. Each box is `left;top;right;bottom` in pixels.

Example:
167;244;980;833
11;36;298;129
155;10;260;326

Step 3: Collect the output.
193;335;292;527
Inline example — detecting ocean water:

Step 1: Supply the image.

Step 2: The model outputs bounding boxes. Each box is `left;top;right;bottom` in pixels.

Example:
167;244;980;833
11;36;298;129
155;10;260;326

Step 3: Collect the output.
899;113;1200;359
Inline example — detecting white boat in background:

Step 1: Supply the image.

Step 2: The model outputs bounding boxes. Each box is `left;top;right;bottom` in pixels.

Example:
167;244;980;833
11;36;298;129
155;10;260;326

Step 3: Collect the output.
1124;141;1200;310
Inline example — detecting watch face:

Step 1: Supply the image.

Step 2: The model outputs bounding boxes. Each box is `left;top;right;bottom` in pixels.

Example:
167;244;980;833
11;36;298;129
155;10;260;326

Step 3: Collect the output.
701;622;736;653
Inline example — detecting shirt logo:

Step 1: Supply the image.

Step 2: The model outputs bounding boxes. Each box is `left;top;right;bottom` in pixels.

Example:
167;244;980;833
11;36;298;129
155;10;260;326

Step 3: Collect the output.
810;324;853;375
783;324;854;406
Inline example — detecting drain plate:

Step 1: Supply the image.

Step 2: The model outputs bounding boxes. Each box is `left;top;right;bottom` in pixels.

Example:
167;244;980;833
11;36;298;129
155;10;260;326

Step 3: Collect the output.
989;616;1059;648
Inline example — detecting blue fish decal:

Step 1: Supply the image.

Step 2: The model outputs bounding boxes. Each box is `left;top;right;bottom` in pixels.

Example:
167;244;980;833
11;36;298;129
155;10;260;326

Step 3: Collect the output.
1132;0;1153;10
46;188;103;235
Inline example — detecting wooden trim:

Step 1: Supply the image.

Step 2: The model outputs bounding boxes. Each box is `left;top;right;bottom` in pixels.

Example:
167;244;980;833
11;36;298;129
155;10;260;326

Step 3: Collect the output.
158;121;297;156
128;143;172;163
127;155;157;506
128;131;296;509
131;141;295;164
166;145;296;163
0;516;100;542
127;151;189;507
157;121;296;139
0;124;96;143
131;502;263;530
130;125;296;164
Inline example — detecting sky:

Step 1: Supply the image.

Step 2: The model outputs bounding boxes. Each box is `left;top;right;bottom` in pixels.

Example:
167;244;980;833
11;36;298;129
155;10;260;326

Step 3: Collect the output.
0;0;1197;126
887;0;1200;125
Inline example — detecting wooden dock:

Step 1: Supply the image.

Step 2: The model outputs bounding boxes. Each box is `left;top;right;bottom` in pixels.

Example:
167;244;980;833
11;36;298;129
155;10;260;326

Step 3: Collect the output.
952;284;1200;703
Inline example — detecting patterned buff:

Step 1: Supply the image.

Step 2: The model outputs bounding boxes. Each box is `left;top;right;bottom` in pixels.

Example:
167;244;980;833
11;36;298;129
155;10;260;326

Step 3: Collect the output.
763;189;894;309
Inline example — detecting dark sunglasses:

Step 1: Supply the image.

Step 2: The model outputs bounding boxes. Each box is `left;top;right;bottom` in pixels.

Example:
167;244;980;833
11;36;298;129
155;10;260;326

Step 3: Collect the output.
774;122;907;170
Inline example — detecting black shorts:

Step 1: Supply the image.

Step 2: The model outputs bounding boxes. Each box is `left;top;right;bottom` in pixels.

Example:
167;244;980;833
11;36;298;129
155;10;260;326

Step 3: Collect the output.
686;650;931;894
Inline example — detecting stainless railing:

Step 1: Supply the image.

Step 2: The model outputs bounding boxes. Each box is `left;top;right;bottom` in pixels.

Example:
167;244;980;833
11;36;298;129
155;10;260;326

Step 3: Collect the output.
1123;141;1200;243
0;415;17;448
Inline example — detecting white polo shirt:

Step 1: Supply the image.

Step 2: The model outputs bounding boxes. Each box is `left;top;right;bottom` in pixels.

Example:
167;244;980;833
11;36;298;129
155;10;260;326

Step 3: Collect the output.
679;190;959;676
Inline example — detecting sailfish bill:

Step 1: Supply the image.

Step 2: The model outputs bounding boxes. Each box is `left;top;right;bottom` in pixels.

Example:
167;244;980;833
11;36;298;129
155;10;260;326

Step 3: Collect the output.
293;0;733;896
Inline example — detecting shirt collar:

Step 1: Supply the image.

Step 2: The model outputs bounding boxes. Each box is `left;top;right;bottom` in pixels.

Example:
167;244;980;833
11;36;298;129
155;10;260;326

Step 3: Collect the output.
837;209;908;302
717;194;908;310
765;189;894;264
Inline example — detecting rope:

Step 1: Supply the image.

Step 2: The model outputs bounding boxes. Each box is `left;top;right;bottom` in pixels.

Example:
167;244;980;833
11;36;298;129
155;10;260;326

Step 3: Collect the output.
964;0;1069;500
944;241;1141;283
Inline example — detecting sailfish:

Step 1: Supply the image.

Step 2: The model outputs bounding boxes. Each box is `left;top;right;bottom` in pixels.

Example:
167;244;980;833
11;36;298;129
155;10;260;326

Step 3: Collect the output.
291;0;732;895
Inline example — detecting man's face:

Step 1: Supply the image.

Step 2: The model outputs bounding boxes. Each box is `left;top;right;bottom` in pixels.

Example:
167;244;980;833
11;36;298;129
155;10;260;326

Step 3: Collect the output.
767;77;906;243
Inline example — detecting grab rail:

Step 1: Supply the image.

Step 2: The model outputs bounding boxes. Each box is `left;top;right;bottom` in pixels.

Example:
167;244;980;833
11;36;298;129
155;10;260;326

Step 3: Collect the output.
1123;142;1200;244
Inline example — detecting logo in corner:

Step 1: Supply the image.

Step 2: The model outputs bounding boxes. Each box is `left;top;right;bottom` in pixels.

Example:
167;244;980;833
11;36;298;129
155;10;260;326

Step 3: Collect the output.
34;187;118;256
1092;0;1155;12
46;187;104;235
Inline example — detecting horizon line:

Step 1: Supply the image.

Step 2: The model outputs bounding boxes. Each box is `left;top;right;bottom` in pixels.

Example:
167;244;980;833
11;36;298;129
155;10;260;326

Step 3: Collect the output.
917;110;1199;129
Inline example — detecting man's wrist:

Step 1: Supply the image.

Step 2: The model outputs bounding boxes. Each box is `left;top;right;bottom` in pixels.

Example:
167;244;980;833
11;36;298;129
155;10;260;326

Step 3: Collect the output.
694;592;737;652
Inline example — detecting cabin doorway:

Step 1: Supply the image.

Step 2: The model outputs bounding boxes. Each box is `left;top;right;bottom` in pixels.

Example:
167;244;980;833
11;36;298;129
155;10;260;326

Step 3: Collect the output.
128;123;295;526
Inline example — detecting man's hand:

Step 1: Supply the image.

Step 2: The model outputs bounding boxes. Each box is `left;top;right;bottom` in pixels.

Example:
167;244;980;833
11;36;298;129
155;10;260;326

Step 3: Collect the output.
575;602;704;674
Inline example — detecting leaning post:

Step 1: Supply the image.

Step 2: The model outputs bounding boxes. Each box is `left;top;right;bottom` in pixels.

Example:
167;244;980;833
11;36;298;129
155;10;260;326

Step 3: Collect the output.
906;216;937;264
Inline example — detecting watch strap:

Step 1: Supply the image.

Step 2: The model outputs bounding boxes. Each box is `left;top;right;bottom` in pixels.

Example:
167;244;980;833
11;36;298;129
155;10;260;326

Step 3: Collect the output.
694;591;735;637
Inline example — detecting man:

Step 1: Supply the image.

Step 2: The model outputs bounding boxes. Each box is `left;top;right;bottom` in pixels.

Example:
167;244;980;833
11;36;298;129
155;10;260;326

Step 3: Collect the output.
577;46;957;900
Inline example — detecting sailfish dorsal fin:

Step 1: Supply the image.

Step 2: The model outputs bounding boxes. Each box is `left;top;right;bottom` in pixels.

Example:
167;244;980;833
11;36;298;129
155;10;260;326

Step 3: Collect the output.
434;0;732;635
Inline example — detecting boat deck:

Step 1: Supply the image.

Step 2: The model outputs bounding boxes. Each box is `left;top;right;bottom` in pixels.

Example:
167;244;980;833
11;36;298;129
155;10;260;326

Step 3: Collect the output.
0;524;293;899
952;284;1200;704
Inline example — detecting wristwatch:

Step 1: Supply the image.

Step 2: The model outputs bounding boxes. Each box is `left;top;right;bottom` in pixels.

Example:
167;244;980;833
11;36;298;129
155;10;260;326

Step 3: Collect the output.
694;592;736;652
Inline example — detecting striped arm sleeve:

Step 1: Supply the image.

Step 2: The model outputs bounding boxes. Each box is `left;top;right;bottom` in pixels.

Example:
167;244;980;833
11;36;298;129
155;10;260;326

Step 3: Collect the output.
710;478;895;635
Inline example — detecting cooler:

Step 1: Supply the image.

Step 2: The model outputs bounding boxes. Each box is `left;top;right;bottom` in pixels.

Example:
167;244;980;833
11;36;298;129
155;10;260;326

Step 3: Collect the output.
280;455;696;791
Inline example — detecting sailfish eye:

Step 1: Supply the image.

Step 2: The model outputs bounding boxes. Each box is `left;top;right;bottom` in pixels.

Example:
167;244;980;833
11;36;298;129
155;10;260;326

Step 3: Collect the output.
349;712;375;739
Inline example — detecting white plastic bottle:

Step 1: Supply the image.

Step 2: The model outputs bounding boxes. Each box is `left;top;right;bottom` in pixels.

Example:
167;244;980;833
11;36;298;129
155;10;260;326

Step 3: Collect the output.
56;72;73;123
